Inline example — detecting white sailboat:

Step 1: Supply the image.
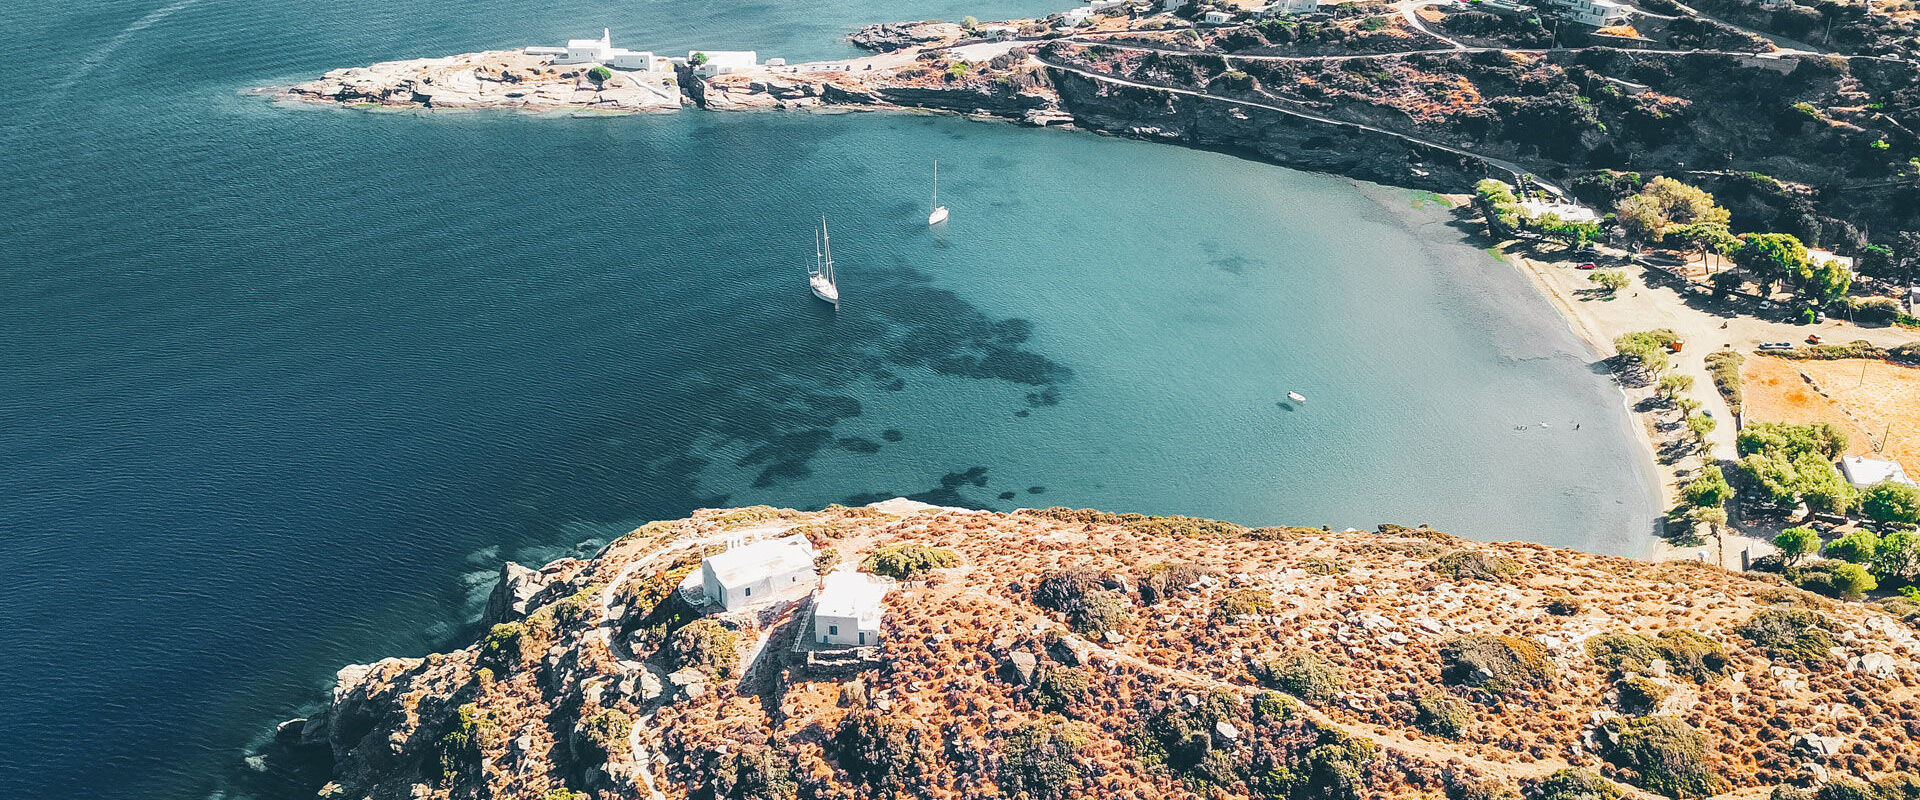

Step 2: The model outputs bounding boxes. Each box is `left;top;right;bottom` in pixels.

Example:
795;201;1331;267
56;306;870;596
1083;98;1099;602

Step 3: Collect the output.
927;160;949;226
809;217;840;306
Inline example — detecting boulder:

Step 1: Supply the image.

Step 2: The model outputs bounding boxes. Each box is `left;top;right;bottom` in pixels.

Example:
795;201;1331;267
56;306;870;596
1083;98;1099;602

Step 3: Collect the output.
1793;733;1845;760
485;562;554;624
1005;651;1039;685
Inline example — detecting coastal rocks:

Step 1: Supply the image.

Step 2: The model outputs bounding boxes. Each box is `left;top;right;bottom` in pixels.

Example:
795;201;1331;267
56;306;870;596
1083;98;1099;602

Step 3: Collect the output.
485;561;554;624
849;21;964;53
280;50;683;113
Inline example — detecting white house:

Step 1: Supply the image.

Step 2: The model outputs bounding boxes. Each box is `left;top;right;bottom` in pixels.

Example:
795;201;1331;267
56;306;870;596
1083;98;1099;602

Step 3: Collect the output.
700;535;816;611
1203;10;1235;24
979;23;1019;40
813;570;892;647
1062;7;1096;26
1089;0;1128;11
527;29;658;70
1840;455;1916;490
1807;248;1857;272
1548;0;1631;26
1267;0;1322;14
690;50;759;77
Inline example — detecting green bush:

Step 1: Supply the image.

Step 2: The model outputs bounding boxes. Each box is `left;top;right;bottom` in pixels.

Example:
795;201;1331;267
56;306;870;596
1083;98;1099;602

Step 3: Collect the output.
544;790;589;800
579;709;631;760
1864;482;1920;525
1432;550;1522;581
1031;666;1091;713
1680;465;1732;509
1738;421;1848;460
1792;559;1878;600
439;703;506;777
1033;568;1109;614
586;66;611;83
1211;588;1275;622
1530;768;1622;800
1254;651;1345;703
1616;676;1670;714
1654;630;1728;682
712;747;796;800
1412;691;1471;739
1737;607;1835;664
1139;562;1215;603
1544;593;1583;616
1074;589;1131;636
862;543;958;579
997;717;1090;800
552;586;598;626
1825;529;1882;562
1704;350;1744;414
1597;716;1725;798
481;622;525;667
1586;633;1661;674
1439;635;1555;694
666;618;740;677
1774;526;1823;566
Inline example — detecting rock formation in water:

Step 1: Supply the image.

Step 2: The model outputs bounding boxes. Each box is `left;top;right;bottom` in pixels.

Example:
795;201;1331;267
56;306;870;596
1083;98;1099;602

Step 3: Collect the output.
270;501;1920;800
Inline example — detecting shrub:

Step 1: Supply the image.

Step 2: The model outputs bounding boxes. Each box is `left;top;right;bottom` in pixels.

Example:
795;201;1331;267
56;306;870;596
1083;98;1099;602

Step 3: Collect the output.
666;618;740;677
1875;530;1920;585
1304;730;1377;799
1616;676;1670;714
1654;630;1728;682
552;586;597;626
1412;691;1471;738
1737;607;1835;664
439;703;506;776
1432;550;1522;581
1139;562;1214;604
1033;568;1110;614
544;790;589;800
579;709;631;760
586;66;611;84
1255;651;1345;703
1597;716;1725;798
1703;350;1744;414
1679;465;1732;509
481;622;525;667
1826;529;1882;563
1590;269;1631;293
1793;559;1878;600
1864;482;1920;525
1302;556;1348;575
862;544;958;579
997;717;1090;800
834;710;934;798
1544;593;1583;616
1211;588;1275;622
1127;691;1246;791
1073;589;1131;636
1031;666;1091;713
712;747;796;800
1530;768;1622;800
1439;635;1555;693
1587;633;1661;674
1774;526;1822;566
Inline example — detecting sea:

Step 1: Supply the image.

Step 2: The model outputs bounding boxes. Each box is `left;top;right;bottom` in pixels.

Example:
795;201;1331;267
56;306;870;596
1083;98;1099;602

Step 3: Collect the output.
0;0;1658;797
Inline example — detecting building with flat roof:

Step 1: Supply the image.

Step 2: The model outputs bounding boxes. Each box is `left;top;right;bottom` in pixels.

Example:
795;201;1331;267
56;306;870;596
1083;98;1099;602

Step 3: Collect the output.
812;570;892;647
1840;455;1916;490
690;50;759;77
700;535;816;611
1547;0;1630;26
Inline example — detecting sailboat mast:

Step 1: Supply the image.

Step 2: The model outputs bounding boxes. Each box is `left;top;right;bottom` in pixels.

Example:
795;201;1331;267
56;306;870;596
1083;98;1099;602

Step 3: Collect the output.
821;216;833;284
932;161;939;209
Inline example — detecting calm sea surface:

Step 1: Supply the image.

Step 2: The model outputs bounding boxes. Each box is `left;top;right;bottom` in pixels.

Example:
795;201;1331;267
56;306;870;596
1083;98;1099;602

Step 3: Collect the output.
0;1;1657;797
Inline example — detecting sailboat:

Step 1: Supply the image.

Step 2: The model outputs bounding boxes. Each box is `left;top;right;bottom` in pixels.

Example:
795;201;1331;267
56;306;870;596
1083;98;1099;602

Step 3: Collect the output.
809;217;840;306
927;160;949;226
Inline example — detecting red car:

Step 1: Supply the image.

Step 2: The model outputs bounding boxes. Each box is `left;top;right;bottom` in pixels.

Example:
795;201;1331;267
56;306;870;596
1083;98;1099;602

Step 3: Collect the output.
1576;262;1598;270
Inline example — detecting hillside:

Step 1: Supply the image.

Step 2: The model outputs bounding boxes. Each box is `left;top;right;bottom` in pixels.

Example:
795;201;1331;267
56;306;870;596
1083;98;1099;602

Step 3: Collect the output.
271;501;1920;800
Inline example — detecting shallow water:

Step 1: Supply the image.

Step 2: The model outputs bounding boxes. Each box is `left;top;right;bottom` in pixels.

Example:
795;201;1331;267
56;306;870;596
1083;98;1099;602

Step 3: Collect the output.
0;1;1655;797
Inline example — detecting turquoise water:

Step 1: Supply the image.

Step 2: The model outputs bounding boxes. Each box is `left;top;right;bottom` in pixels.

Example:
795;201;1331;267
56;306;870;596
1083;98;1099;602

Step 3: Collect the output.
0;1;1655;798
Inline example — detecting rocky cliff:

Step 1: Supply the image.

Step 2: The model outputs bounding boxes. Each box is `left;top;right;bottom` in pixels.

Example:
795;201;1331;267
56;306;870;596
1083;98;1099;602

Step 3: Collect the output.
268;501;1920;800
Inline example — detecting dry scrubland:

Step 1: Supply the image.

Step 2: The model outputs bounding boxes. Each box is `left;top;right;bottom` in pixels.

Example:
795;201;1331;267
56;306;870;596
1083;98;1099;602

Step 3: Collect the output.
293;504;1920;800
1743;356;1920;477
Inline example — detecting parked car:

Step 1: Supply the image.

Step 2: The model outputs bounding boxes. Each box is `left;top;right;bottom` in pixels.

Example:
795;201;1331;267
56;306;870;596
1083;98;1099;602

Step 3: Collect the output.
1577;262;1598;270
1759;341;1795;350
1807;334;1823;345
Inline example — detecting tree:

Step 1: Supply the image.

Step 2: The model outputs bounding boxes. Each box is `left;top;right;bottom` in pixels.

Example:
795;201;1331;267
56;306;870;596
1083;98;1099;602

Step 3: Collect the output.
690;52;709;65
1591;269;1632;294
1798;256;1854;305
1657;374;1695;399
963;15;980;30
1613;177;1730;244
1775;526;1822;566
1732;233;1809;295
1862;482;1920;525
1709;270;1745;298
996;717;1089;800
1873;530;1920;585
1541;215;1605;248
1823;529;1881;563
1686;414;1716;446
587;66;611;84
1666;222;1736;271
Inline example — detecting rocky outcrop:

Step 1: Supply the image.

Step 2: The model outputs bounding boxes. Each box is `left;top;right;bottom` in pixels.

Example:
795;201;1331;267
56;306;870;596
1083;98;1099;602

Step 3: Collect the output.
484;561;554;625
279;50;684;112
1047;69;1484;192
849;21;965;52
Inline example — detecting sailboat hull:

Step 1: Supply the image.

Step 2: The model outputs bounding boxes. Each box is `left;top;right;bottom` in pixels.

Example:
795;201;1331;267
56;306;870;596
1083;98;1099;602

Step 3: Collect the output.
810;274;839;304
928;206;949;226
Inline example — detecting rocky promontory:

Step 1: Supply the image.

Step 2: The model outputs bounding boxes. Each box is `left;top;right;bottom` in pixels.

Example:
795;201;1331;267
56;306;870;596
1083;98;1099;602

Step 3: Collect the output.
281;50;684;112
268;501;1920;800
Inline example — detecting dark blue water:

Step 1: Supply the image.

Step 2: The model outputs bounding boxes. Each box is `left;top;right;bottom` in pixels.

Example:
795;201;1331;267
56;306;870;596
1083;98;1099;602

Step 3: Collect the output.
0;1;1657;798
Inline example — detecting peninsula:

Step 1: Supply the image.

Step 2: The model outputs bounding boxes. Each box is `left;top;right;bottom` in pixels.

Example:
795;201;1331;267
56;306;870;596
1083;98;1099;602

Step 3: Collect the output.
267;500;1920;800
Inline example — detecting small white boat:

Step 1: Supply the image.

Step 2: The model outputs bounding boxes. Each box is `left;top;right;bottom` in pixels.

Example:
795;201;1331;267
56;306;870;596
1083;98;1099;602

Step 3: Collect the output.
1287;391;1307;404
810;217;839;306
928;160;949;226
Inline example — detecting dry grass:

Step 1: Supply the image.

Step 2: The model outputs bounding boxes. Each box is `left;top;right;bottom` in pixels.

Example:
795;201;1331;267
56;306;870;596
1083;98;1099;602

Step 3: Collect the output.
1742;355;1920;474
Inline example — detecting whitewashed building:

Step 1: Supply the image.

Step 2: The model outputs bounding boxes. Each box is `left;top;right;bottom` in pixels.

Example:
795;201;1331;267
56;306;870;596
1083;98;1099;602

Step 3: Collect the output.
1089;0;1128;12
813;570;892;647
1548;0;1631;26
1807;248;1857;271
690;50;759;77
1840;456;1916;490
700;535;816;611
1203;10;1235;23
527;29;659;70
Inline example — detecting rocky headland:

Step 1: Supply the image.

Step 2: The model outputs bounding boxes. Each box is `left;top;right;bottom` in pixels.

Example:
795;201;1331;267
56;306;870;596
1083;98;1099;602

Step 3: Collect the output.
269;501;1920;800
